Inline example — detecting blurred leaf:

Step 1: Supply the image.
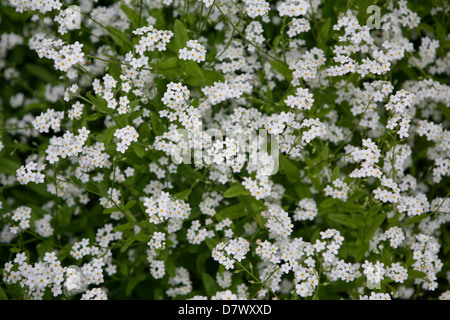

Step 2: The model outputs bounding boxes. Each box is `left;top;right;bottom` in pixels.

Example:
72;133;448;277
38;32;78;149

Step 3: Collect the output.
223;185;251;198
106;26;132;51
216;203;248;220
202;273;219;297
24;63;58;85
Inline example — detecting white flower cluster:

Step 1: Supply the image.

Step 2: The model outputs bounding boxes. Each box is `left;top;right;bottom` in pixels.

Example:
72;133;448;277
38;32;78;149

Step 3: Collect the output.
202;81;244;105
360;292;391;300
114;125;139;153
244;0;270;19
16;161;46;185
179;40;206;63
2;251;110;300
199;191;223;216
212;237;250;270
35;214;54;238
99;187;121;210
8;0;62;14
34;39;84;74
362;260;386;287
186;220;214;245
7;206;32;234
148;231;166;250
324;178;349;201
216;270;233;288
67;101;84;121
349;138;382;178
294;198;318;221
245;21;265;53
411;234;443;291
96;223;123;248
385;90;415;139
261;203;293;238
166;267;193;298
45;127;90;164
133;25;173;54
409;37;440;69
287;18;311;38
371;226;406;250
277;0;309;17
143;191;191;230
147;248;166;279
54;6;81;35
32;109;64;133
289;48;326;84
285;87;314;110
78;141;110;175
81;287;108;300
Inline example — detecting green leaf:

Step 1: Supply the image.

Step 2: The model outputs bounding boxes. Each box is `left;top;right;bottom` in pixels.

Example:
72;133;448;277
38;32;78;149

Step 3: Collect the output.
279;154;300;182
87;92;109;113
120;4;140;28
216;203;248;220
125;274;146;296
175;188;192;201
341;203;365;213
327;213;357;228
106;26;132;51
173;19;189;51
319;17;332;42
223;185;251;198
123;200;137;211
319;198;338;208
113;222;133;232
408;269;426;279
85;112;104;122
364;212;386;242
0;285;7;300
150;111;165;136
184;60;205;87
269;60;292;82
331;166;340;181
202;273;219;297
133;143;146;158
0;157;20;175
205;238;219;250
24;63;58;85
134;233;149;242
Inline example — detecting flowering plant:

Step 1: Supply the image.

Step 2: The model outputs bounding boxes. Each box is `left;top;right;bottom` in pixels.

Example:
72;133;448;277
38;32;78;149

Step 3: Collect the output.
0;0;449;301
